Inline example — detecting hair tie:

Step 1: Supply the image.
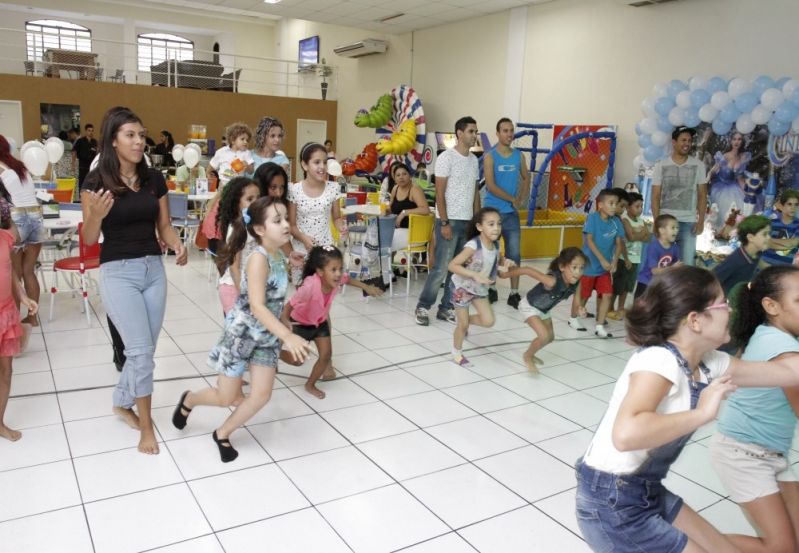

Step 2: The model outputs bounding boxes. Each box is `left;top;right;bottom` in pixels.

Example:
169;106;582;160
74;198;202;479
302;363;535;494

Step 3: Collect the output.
241;207;251;225
322;245;336;252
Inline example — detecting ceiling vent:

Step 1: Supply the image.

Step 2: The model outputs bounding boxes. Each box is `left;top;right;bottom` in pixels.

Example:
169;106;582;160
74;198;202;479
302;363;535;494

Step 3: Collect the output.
618;0;679;6
333;39;388;58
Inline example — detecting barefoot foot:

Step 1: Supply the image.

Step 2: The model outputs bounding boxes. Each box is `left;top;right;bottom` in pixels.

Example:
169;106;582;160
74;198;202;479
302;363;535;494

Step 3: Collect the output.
305;382;326;399
0;425;22;441
113;407;140;429
321;368;336;381
522;352;539;374
533;355;544;365
21;314;39;327
138;423;160;455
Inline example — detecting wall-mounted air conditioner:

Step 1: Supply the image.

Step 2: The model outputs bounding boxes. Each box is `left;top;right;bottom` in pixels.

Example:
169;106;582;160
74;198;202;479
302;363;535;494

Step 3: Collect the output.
333;39;387;59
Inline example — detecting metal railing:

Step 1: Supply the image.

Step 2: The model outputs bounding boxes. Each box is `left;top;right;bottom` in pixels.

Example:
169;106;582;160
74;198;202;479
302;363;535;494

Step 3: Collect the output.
1;27;338;100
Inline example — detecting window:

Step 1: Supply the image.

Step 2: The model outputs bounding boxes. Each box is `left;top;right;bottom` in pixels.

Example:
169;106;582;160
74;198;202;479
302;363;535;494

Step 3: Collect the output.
137;33;193;71
26;19;91;62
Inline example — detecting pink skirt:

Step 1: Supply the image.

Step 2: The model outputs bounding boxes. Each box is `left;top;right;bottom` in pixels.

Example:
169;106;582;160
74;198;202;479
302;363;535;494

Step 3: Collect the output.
0;296;22;357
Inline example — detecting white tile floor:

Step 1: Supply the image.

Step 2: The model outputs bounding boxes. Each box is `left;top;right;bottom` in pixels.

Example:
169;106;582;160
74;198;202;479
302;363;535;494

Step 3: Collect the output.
1;252;767;552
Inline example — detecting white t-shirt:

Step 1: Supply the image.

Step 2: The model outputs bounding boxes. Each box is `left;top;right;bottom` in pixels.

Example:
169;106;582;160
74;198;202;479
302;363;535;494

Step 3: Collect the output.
0;168;37;207
653;156;707;223
434;147;478;221
210;147;254;184
582;346;730;474
451;238;498;296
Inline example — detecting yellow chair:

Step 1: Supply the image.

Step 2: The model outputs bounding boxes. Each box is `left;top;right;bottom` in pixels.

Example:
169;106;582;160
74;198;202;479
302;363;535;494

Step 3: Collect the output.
394;213;434;296
56;178;77;190
367;192;381;205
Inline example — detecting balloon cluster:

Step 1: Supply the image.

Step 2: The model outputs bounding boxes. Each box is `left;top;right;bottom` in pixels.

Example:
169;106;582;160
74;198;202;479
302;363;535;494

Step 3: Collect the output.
20;137;65;177
636;76;799;166
172;143;201;169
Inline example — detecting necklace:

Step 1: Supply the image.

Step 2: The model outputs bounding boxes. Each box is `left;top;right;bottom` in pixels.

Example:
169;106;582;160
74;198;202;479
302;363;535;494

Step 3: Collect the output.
121;172;138;189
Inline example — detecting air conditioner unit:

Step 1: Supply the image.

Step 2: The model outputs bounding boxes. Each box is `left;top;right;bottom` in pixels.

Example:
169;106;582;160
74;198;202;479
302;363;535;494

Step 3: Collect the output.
333;39;387;58
617;0;679;5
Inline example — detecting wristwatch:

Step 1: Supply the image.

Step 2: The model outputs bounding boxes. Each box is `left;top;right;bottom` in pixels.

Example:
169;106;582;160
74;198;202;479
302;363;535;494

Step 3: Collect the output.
440;219;450;226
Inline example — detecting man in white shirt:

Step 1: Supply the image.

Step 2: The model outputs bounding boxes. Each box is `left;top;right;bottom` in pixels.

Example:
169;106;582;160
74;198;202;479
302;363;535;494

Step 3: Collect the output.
415;116;480;326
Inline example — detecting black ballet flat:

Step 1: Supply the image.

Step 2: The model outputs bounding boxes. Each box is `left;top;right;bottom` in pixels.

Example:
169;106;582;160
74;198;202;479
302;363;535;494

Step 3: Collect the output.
212;430;239;463
171;390;192;430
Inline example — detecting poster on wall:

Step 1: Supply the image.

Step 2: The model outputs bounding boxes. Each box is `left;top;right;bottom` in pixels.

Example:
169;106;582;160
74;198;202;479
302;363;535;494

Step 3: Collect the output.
40;103;80;140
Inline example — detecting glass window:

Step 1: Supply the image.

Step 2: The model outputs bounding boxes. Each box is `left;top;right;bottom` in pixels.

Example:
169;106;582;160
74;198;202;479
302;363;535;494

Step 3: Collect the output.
26;19;92;61
137;33;193;72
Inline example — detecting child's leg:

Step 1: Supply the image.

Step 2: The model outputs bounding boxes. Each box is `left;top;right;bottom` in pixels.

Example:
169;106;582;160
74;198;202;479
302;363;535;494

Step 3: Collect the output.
523;317;554;373
305;336;332;399
217;363;277;439
323;316;336;380
720;485;799;553
469;297;495;328
135;394;158;455
617;291;629;314
0;357;21;441
453;307;470;351
183;373;245;412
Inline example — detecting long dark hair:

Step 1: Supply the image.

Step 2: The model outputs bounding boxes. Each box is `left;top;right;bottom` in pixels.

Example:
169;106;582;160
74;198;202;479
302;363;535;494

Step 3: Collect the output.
84;106;148;195
0;135;27;181
466;207;500;241
253;162;288;203
549;246;587;273
732;265;799;346
626;266;721;346
0;177;10;230
299;142;326;178
301;246;343;285
388;162;411;190
215;176;259;274
160;130;174;150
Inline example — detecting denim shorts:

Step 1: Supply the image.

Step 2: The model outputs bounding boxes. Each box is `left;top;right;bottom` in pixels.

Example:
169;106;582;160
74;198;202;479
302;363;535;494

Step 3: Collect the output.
575;461;687;553
11;208;45;248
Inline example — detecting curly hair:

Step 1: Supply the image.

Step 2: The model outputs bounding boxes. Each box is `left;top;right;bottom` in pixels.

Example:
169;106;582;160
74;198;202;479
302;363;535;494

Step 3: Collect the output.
225;122;252;145
215;176;259;274
301;246;343;285
254;116;284;152
731;265;799;347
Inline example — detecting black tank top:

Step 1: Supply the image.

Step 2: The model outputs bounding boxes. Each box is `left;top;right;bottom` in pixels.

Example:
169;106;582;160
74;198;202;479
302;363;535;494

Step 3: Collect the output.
390;186;418;229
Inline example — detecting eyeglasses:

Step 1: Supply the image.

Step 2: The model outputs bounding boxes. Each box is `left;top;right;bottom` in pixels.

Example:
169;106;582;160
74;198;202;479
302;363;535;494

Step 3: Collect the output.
704;299;732;312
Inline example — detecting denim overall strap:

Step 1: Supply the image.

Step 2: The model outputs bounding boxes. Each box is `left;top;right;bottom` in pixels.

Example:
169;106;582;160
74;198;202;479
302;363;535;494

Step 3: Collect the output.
472;237;501;281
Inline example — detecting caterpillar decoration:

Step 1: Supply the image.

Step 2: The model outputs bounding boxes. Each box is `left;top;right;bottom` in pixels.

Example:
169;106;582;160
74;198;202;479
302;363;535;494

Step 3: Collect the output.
341;143;378;176
376;120;417;156
354;94;393;128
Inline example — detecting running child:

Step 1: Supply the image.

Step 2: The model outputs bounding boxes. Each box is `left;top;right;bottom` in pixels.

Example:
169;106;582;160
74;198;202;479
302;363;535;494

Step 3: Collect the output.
172;196;311;462
634;213;681;299
609;191;649;319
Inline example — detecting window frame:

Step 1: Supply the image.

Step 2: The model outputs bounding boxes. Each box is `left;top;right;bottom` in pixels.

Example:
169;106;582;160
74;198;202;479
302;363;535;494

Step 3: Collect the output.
26;19;92;62
137;32;194;72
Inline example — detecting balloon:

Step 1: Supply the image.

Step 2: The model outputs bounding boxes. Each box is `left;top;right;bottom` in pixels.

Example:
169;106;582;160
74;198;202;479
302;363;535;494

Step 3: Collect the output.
752;75;776;97
657;118;674;133
783;79;799;97
650;131;669;147
733;91;758;113
643;145;664;162
707;77;727;93
751;104;772;125
689;89;711;108
638;134;652;148
327;159;342;177
683;108;701;128
182;147;200;169
712;118;732;135
633;155;644;170
676;90;692;109
21;140;44;157
44;136;64;164
635;121;643;135
774;102;799;124
761;88;785;110
711;91;732;110
655;96;675;117
689;76;709;91
641;97;656;117
793;115;799;134
728;77;752;99
667;79;688;98
769;118;790;136
668;107;684;127
776;77;791;90
640;117;658;135
698;104;719;123
790;88;799;108
735;113;756;135
172;144;184;162
720;104;741;124
186;143;202;156
21;146;48;176
652;82;668;98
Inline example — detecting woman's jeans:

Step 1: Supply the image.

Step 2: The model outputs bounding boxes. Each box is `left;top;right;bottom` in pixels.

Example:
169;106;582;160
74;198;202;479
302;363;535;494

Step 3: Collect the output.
99;256;167;408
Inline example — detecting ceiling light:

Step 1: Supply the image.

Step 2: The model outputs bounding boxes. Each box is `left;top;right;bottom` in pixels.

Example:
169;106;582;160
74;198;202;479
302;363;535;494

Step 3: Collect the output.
263;0;281;4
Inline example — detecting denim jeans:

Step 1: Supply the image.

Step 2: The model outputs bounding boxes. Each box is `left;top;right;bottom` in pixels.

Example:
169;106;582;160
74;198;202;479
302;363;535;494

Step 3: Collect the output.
499;211;521;265
416;219;468;312
676;221;696;266
99;256;167;408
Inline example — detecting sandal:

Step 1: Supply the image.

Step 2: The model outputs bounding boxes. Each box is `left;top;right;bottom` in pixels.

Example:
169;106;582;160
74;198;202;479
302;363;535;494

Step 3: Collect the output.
212;430;239;463
171;390;192;430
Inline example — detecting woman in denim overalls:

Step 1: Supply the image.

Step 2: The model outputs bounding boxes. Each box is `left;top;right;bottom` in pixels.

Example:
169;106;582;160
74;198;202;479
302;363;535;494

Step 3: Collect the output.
576;266;799;552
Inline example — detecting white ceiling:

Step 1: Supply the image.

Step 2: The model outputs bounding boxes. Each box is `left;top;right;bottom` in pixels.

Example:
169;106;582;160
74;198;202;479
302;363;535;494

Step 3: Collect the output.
122;0;557;33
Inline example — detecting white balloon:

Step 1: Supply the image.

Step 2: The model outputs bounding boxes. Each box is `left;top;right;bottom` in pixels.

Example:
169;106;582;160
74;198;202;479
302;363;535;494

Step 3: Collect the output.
735;113;756;134
640;117;658;135
668;106;684;127
698;104;719;123
751;104;772;125
44;136;65;164
689;76;709;91
728;77;752;99
186;143;202;156
676;90;692;109
633;155;643;170
22;146;48;176
761;88;785;110
641;97;657;118
172;144;184;162
327;159;342;177
711;91;732;110
793;115;799;134
20;140;44;157
651;131;669;147
652;82;668;98
182;147;200;169
783;79;799;97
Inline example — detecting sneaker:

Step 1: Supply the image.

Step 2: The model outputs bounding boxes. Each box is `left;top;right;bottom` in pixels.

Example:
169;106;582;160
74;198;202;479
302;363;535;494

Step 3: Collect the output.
595;326;614;338
453;354;473;368
436;309;457;323
606;310;623;321
415;307;430;326
568;317;587;331
488;288;498;304
507;293;521;309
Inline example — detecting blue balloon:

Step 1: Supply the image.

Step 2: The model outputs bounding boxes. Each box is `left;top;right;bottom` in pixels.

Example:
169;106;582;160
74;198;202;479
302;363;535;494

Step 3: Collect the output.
769;118;790;136
708;76;727;93
657;118;674;133
776;77;791;90
635;122;643;135
689;89;711;108
790;88;799;109
683;109;701;128
712;118;732;135
720;104;741;124
667;79;688;98
638;134;652;148
644;145;664;162
733;92;758;113
655;96;675;117
774;102;799;124
752;75;776;97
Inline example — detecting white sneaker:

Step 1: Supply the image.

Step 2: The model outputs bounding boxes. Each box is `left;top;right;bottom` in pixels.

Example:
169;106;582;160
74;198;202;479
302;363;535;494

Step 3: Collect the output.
568;317;586;331
595;325;613;338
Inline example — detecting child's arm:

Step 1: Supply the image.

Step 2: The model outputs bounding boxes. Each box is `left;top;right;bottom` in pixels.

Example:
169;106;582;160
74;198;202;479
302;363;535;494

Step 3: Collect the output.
288;201;314;251
229;251;243;291
13;276;38;317
496;257;516;279
246;254;310;363
585;234;611;271
280;302;294;329
448;246;493;285
574;283;587;317
347;277;384;297
502;265;556;288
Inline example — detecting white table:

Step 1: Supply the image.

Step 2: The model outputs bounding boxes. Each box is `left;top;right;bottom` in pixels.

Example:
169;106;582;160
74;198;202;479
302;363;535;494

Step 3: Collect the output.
43;210;83;232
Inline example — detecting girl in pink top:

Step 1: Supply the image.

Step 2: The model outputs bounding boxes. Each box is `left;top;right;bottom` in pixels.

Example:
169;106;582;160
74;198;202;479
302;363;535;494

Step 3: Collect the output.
282;246;381;399
0;193;38;441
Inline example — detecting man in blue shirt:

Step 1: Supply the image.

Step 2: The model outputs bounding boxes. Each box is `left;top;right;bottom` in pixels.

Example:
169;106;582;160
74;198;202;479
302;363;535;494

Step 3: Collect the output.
483;118;529;308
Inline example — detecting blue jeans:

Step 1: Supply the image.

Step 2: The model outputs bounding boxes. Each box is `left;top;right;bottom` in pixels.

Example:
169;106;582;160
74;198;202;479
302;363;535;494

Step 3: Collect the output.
99;256;167;408
676;221;696;266
416;219;468;312
499;211;521;265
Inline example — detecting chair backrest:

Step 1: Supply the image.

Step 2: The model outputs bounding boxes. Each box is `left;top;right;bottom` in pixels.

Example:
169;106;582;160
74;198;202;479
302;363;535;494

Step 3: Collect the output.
51;189;73;203
77;223;101;262
114;69;124;78
347;191;367;205
56;178;76;190
407;214;434;248
24;60;33;72
168;192;189;220
367;192;381;205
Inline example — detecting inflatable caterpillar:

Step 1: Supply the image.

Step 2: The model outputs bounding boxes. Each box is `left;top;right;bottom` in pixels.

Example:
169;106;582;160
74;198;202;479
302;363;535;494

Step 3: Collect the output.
341;143;378;176
354;94;393;128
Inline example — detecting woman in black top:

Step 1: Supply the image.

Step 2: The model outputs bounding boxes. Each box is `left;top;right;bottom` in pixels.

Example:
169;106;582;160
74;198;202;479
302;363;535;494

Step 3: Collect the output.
389;163;429;250
153;130;175;166
82;107;187;455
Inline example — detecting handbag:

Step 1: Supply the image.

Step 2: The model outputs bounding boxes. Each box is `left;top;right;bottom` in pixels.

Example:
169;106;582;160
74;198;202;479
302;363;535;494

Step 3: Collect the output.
194;220;209;250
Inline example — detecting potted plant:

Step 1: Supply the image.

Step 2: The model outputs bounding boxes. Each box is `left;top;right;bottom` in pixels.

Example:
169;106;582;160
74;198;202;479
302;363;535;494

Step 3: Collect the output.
317;58;332;100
